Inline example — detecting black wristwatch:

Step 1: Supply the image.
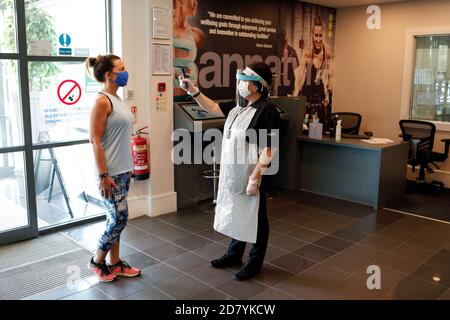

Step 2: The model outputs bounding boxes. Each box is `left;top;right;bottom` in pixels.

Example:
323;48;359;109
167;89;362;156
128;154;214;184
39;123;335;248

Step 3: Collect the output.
99;172;109;179
192;91;201;98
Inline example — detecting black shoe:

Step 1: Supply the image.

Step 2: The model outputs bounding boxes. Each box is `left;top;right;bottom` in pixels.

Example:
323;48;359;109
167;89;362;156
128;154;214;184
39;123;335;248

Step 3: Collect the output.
211;255;242;269
234;264;261;281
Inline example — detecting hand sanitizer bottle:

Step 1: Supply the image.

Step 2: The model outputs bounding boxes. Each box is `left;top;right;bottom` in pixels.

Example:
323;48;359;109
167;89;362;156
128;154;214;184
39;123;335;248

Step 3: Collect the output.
335;120;342;141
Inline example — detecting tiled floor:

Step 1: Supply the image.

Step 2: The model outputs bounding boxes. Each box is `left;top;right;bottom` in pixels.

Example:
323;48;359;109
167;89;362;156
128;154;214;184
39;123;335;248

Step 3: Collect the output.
18;190;450;300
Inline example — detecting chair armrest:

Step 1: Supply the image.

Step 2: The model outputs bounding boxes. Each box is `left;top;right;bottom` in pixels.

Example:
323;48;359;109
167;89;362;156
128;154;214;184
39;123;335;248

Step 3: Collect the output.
441;139;450;156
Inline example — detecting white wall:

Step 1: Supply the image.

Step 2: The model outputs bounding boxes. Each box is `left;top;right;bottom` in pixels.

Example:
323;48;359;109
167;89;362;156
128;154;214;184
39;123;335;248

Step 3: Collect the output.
333;0;450;179
113;0;176;218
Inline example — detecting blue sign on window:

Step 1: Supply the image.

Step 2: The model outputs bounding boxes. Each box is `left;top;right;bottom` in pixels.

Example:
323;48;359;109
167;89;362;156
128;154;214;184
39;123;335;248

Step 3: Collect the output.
59;33;71;47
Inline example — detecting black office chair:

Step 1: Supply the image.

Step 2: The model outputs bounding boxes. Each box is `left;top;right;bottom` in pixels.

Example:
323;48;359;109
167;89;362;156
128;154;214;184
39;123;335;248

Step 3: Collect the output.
329;112;365;136
399;120;450;192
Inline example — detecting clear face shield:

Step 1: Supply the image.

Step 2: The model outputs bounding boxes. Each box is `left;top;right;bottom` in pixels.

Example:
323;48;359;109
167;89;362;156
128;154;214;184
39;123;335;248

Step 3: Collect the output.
235;67;268;107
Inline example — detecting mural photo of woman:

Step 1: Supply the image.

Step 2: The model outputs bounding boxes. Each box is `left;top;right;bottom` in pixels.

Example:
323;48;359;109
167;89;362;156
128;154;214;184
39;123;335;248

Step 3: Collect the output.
294;15;334;130
173;0;206;101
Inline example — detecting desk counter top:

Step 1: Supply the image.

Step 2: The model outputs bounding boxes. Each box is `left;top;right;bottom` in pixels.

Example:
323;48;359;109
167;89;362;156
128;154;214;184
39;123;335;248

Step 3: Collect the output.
296;135;405;151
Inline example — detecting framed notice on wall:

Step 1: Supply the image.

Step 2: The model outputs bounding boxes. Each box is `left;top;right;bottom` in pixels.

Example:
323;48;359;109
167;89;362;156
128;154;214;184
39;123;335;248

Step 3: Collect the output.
152;6;171;39
152;43;171;75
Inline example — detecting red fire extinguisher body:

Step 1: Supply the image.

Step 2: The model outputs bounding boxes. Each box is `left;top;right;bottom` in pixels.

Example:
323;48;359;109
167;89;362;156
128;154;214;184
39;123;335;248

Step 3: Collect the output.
131;132;150;181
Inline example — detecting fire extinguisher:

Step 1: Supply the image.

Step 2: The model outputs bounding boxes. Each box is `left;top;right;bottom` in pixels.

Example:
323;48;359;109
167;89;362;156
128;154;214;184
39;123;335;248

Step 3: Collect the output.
131;126;150;181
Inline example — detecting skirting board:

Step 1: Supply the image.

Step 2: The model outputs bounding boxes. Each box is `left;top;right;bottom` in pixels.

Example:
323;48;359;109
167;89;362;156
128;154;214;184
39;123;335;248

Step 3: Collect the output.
128;196;148;219
148;192;177;217
407;165;450;188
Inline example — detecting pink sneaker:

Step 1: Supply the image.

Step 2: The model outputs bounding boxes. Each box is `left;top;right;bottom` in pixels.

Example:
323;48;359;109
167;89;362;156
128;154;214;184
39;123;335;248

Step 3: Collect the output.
109;260;141;278
88;258;117;283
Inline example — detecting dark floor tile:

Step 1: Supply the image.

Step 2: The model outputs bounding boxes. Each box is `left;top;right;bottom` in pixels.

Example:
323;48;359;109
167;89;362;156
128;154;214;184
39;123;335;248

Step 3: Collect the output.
144;242;187;261
374;227;414;243
152;225;193;242
323;253;368;274
425;249;450;272
293;244;337;262
174;234;212;251
335;275;385;300
268;234;308;252
134;220;173;234
386;220;429;235
61;287;112;300
216;279;269;300
251;288;294;300
269;202;309;216
121;252;159;269
348;218;386;234
96;278;151;299
159;212;200;225
358;235;400;252
374;253;421;274
264;245;290;262
252;263;295;287
192;242;227;260
269;220;299;233
121;286;173;300
341;244;385;263
305;219;345;234
190;265;235;287
197;229;229;243
405;235;448;252
173;219;212;233
124;234;167;252
332;227;367;242
282;213;321;226
120;226;148;242
118;243;140;257
382;276;447;300
63;224;104;242
274;264;350;299
411;264;450;287
165;252;208;273
287;227;326;243
128;216;155;226
157;275;211;300
355;267;408;291
140;263;183;286
191;288;232;300
439;289;450;300
375;210;405;226
390;243;435;264
270;253;316;274
314;236;353;253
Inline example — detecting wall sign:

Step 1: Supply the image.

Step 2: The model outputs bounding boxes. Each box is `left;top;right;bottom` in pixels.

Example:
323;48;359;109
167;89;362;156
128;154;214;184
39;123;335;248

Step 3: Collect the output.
152;6;171;39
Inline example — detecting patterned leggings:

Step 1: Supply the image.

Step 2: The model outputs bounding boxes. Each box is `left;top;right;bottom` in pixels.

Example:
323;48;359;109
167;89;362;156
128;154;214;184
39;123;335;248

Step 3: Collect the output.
97;172;131;252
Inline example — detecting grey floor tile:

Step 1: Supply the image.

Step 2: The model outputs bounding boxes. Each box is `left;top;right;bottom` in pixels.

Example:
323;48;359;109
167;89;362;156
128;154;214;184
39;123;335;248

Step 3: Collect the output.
120;226;149;242
174;234;212;251
144;242;187;261
192;242;227;260
133;220;173;233
173;219;212;233
121;286;174;300
24;279;92;300
165;252;208;273
191;288;232;300
216;279;269;300
61;287;112;300
140;263;183;286
124;234;167;252
121;252;159;269
96;278;151;299
153;226;193;242
190;265;236;287
156;274;211;299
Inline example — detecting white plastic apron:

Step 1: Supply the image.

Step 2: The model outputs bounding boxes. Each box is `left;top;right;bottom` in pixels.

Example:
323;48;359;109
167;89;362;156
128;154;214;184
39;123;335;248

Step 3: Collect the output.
214;105;260;243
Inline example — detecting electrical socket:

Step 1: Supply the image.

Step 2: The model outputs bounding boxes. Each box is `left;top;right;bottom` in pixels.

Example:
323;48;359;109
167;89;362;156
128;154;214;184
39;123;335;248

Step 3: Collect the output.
125;90;134;100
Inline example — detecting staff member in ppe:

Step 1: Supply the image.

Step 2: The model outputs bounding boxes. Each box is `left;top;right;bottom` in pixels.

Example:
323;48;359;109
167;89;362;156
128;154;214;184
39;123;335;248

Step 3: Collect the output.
179;62;280;281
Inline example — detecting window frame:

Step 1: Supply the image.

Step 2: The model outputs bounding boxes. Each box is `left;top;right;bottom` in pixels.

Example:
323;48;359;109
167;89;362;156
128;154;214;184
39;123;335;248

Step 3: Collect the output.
0;0;113;244
401;27;450;132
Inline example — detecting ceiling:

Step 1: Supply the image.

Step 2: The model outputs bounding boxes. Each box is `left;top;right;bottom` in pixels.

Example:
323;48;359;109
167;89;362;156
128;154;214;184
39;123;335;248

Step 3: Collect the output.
304;0;413;8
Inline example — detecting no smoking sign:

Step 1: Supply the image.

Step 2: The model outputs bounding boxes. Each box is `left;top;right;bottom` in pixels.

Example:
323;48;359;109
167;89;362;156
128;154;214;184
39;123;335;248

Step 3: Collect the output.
57;80;82;106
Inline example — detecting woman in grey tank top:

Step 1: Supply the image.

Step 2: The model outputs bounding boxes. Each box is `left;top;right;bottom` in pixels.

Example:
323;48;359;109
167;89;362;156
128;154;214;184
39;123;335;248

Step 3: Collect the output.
85;54;141;282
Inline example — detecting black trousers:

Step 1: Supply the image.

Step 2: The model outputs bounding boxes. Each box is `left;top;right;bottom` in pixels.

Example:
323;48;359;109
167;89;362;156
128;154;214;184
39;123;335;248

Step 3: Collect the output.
226;184;269;269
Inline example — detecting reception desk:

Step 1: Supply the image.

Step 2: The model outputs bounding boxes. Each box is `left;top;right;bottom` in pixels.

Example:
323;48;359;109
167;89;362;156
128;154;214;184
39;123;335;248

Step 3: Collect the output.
297;136;408;210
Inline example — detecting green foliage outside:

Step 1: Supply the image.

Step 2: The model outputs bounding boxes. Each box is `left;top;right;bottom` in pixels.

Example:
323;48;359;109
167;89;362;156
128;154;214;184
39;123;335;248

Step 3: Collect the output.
1;0;59;91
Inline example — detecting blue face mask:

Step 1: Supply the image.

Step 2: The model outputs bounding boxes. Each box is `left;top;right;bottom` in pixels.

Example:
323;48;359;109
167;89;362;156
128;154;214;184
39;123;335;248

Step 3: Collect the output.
113;71;129;87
